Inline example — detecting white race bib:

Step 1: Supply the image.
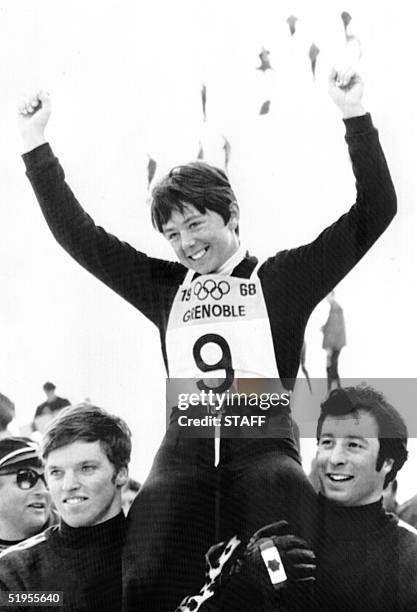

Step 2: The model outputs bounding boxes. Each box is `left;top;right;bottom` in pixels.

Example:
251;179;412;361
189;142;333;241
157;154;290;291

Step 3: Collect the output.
166;267;280;383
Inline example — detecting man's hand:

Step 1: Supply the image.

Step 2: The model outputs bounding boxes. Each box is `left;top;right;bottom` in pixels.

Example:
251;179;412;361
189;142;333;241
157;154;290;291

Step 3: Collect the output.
218;521;315;610
18;90;51;153
241;520;316;610
246;520;316;586
328;67;366;119
177;522;315;611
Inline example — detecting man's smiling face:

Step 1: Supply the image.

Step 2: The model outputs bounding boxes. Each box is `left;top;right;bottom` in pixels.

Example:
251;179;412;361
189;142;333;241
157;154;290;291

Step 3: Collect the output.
162;203;239;274
45;440;126;527
316;409;393;506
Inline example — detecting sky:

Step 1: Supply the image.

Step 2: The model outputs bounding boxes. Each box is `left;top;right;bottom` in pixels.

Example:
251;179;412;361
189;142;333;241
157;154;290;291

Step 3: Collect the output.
0;0;416;500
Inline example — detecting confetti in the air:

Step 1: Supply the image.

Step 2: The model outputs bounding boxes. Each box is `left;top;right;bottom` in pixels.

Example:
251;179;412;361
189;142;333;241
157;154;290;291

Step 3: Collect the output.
257;48;273;71
340;11;362;58
197;142;204;160
309;43;320;79
147;155;157;189
223;137;231;171
259;100;271;115
341;11;352;38
201;84;207;122
286;15;298;36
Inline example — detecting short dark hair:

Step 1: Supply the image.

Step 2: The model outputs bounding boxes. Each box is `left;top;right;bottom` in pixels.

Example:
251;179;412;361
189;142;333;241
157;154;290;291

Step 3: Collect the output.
41;405;131;472
317;385;408;488
0;393;15;430
43;382;56;392
150;161;238;232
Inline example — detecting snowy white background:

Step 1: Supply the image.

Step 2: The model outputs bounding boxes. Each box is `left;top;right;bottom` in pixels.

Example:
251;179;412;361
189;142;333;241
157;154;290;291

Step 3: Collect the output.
0;0;416;501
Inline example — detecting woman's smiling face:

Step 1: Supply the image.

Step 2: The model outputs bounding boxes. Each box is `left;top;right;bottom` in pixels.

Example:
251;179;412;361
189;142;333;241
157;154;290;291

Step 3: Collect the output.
162;203;239;274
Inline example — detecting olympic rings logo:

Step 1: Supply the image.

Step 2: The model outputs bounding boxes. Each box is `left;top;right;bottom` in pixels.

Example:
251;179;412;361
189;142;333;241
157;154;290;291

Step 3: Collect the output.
193;279;231;301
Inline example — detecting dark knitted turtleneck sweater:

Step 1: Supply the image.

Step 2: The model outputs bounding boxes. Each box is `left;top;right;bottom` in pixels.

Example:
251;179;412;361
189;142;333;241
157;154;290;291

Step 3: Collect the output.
0;512;125;611
315;494;417;611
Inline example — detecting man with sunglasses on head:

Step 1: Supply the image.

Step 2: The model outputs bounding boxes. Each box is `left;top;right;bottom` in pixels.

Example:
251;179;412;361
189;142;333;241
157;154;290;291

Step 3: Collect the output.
0;438;56;554
0;405;131;611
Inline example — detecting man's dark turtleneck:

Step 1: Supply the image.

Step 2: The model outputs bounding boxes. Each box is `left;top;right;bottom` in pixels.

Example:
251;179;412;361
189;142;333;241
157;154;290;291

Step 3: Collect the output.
57;511;125;549
51;512;125;611
315;494;417;611
317;493;391;539
0;512;126;611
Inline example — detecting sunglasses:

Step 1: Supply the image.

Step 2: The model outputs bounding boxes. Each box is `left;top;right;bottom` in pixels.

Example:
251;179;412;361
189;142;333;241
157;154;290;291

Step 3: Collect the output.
0;468;47;490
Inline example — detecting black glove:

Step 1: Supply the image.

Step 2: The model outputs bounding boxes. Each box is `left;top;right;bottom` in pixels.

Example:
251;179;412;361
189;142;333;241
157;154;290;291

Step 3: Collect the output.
178;523;315;612
246;519;316;584
207;520;315;611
